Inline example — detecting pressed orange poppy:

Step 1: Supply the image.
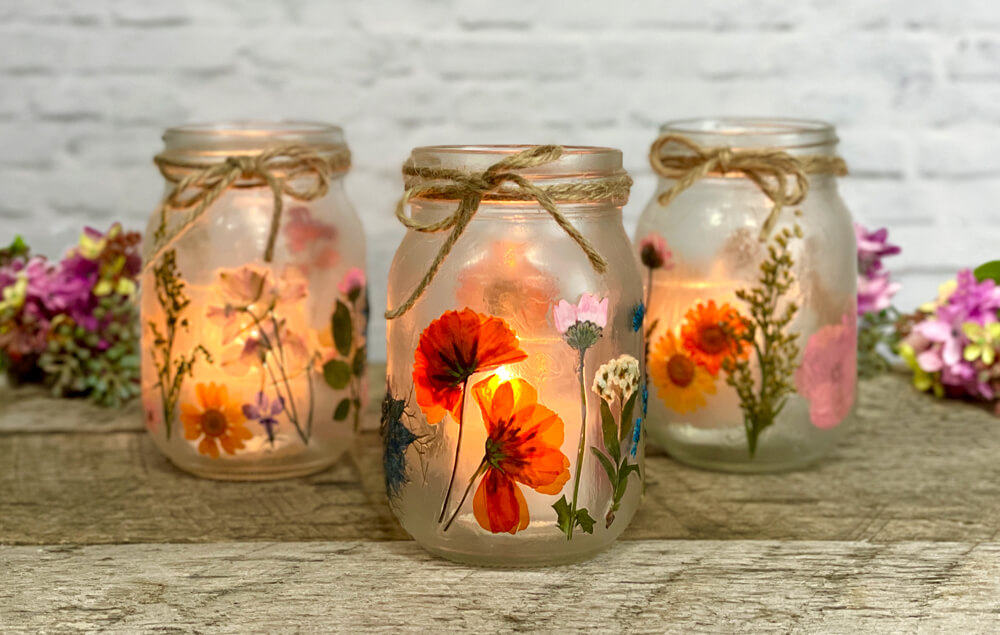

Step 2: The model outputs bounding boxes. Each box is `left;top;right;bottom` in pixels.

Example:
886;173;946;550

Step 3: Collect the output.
680;300;749;376
649;332;717;414
180;382;252;458
413;308;528;425
467;375;570;534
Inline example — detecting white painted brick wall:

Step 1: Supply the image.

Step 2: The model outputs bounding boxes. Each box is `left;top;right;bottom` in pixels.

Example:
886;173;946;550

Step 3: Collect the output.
0;0;996;359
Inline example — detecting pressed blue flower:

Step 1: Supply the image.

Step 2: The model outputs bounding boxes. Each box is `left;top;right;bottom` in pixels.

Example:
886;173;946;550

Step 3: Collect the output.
242;391;284;443
631;417;642;458
641;383;648;418
381;389;418;500
631;302;645;332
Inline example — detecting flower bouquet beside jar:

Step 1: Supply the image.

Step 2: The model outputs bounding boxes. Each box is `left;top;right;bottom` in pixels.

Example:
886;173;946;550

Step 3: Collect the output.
0;224;142;407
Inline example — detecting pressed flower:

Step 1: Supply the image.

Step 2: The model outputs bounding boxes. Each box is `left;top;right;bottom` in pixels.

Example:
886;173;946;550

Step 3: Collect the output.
680;300;748;376
180;382;252;458
466;375;570;534
649;332;716;414
381;389;420;500
638;234;672;270
553;293;609;351
338;267;366;301
631;302;645;333
591;354;641;404
242;391;285;442
963;322;1000;365
794;314;857;429
412;308;528;425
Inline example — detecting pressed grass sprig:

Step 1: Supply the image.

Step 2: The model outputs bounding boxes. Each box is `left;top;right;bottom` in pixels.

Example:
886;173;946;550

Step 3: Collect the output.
722;224;802;457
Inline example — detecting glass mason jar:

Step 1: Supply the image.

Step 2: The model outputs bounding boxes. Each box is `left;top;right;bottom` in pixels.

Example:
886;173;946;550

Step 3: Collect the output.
636;119;856;473
385;145;645;566
140;122;367;480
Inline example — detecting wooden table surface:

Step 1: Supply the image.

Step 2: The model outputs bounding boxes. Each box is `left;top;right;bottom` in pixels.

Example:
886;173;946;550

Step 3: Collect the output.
3;365;1000;633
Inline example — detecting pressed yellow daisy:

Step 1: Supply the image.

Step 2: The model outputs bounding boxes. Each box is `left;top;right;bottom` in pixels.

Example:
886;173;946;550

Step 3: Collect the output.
180;382;252;458
649;332;716;414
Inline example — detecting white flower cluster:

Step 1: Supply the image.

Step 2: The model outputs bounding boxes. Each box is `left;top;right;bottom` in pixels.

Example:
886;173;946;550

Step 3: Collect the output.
592;354;641;403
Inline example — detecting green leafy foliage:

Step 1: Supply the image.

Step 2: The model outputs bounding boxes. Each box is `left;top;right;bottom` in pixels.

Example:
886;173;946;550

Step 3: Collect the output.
722;225;802;458
974;260;1000;284
591;389;642;529
322;287;367;431
553;495;595;537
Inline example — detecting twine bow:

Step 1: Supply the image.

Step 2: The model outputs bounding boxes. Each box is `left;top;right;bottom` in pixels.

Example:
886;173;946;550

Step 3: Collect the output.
147;144;350;268
386;145;632;320
649;134;847;240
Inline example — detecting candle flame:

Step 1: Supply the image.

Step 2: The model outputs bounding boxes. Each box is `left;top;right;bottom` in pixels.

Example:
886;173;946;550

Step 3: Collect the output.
494;365;514;382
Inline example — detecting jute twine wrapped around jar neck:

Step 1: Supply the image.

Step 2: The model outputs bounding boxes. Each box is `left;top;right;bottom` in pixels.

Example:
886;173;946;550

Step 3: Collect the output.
649;134;848;240
145;144;351;269
385;145;633;320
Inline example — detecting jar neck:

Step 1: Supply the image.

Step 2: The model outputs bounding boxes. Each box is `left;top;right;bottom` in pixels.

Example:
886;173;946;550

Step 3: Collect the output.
658;117;839;157
409;199;623;222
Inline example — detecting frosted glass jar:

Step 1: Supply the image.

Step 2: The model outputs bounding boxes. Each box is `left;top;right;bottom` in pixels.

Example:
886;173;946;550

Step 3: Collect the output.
140;122;367;480
636;119;856;473
384;145;644;566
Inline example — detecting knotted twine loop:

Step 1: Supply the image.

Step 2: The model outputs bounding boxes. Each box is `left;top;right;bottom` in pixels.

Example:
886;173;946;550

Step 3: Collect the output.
385;145;633;320
145;144;350;269
649;134;847;240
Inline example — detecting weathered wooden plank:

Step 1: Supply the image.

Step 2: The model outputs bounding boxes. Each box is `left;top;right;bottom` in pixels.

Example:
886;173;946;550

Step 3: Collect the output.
5;372;1000;545
2;540;999;633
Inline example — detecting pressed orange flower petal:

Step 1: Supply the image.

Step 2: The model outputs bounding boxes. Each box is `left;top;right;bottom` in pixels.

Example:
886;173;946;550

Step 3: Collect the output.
680;300;748;376
219;435;237;455
198;437;219;458
413;308;527;425
473;469;527;534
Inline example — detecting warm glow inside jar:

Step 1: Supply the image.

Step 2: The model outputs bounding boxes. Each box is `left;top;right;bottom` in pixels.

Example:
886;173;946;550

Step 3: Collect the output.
636;119;857;473
140;122;367;480
385;145;644;566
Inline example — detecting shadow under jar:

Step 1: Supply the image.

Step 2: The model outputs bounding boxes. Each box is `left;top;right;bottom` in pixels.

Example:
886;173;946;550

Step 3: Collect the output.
384;145;645;566
636;118;857;473
140;121;368;480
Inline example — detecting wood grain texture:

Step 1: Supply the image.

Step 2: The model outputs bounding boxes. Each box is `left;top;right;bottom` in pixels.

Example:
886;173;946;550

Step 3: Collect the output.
4;372;1000;545
3;540;1000;633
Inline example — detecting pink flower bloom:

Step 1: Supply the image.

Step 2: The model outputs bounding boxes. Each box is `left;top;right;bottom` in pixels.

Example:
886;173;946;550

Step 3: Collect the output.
553;293;609;334
338;267;366;296
857;270;901;315
794;314;857;429
854;223;900;277
638;234;673;270
284;206;337;254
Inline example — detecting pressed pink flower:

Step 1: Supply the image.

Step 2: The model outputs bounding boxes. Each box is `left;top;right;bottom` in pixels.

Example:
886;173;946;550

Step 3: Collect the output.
794;314;857;429
638;234;673;270
284;206;337;254
338;267;366;296
553;293;608;334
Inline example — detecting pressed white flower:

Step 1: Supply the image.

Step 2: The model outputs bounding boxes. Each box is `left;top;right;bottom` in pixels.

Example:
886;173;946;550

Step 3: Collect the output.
592;354;641;403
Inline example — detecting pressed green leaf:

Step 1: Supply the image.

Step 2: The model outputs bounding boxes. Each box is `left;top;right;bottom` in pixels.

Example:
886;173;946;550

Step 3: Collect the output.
575;508;596;534
332;300;353;357
323;359;352;390
615;462;641;503
620;390;638;444
333;398;351;421
352;345;366;377
590;447;618;490
552;495;574;537
600;398;620;462
975;260;1000;284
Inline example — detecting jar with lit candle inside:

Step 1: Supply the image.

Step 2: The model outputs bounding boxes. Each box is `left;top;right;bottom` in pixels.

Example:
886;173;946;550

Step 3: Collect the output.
140;122;368;480
384;145;644;566
636;118;856;472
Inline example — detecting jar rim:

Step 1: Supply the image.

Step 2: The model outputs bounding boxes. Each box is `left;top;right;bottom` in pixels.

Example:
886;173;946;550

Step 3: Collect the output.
408;144;625;178
659;117;837;151
162;120;348;158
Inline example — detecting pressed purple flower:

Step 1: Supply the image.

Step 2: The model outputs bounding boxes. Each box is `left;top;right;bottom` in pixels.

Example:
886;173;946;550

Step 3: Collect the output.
936;269;1000;326
242;391;285;442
